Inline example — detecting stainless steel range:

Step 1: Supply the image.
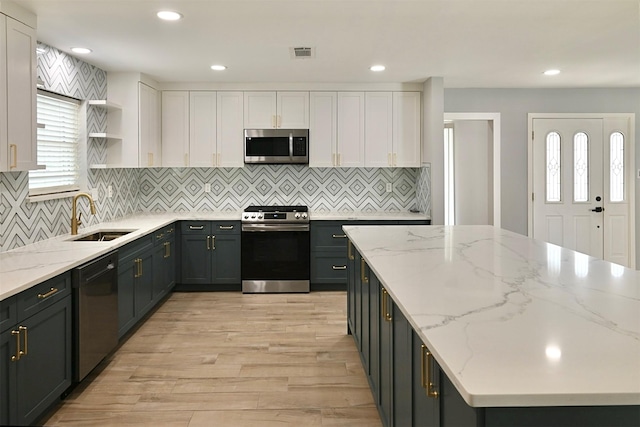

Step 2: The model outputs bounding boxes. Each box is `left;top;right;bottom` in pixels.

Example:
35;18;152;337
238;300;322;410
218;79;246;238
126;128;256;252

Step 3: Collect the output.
241;205;310;293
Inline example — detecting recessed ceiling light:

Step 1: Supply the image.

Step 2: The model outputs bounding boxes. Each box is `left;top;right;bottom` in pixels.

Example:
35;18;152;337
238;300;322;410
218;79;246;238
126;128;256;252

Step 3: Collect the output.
544;69;561;76
157;10;182;21
370;65;386;72
210;65;227;71
71;47;92;54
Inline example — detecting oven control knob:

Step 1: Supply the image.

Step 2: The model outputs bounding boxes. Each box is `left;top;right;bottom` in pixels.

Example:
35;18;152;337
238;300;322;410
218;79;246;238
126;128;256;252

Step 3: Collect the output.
257;214;263;219
294;213;301;219
243;214;249;219
301;213;308;219
251;214;256;219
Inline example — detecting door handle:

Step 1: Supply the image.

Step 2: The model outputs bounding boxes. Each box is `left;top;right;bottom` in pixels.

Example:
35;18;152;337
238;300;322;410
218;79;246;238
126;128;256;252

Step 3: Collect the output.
590;207;604;212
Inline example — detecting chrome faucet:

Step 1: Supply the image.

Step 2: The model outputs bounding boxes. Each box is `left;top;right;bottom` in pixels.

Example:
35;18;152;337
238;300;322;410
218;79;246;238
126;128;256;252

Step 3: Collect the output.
71;192;97;235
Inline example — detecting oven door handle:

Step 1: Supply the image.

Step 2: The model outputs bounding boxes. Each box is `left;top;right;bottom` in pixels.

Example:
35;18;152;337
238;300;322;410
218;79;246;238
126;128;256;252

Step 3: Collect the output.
242;223;310;232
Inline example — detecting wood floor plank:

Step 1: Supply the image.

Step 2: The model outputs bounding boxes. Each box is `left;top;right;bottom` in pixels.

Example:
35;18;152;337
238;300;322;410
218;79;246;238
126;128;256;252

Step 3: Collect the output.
41;291;381;426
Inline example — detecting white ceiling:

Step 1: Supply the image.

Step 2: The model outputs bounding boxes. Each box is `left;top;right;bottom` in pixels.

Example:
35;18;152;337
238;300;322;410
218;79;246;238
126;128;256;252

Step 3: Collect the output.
19;0;640;88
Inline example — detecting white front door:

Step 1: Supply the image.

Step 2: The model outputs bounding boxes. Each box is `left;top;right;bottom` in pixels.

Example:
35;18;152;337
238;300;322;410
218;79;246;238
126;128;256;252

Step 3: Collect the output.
531;116;633;267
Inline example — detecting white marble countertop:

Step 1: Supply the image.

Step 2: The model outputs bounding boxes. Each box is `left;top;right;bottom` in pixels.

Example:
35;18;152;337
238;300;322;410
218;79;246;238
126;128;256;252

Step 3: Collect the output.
0;210;427;301
343;225;640;408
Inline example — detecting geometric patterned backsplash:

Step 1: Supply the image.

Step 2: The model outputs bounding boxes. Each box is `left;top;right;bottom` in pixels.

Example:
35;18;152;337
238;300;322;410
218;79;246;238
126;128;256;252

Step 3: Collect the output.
139;165;420;213
0;42;431;252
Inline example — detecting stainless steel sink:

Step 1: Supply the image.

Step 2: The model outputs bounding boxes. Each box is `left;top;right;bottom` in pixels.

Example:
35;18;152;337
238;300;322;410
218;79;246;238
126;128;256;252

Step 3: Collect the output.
70;230;133;242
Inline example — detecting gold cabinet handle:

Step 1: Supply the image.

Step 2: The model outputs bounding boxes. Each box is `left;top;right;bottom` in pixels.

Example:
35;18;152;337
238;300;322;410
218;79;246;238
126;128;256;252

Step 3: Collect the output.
11;330;21;361
332;234;347;239
360;258;369;284
139;258;143;277
206;236;211;250
156;233;164;240
332;265;347;270
219;225;234;230
164;241;170;258
9;144;17;169
37;287;59;299
134;259;142;278
348;240;354;260
381;288;392;322
211;235;216;250
189;225;204;230
421;345;439;398
19;326;27;357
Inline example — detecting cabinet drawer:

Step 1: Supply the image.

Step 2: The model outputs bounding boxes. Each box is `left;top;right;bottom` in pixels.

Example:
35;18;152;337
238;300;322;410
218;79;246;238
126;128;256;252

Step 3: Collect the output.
153;223;177;246
213;221;240;235
181;221;210;235
119;235;154;262
16;272;71;322
311;252;349;284
0;295;17;333
311;222;349;249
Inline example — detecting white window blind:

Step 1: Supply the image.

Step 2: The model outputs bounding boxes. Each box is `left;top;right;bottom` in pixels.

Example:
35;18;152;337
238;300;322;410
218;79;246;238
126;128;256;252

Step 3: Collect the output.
29;90;81;196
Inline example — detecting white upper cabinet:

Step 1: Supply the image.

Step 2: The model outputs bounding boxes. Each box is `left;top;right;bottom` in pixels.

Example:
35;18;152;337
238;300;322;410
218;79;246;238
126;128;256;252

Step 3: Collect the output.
309;92;337;167
189;91;217;168
277;92;309;129
161;91;189;167
1;11;37;172
336;92;365;167
364;92;393;167
392;92;421;167
216;92;244;167
139;82;161;167
244;91;309;129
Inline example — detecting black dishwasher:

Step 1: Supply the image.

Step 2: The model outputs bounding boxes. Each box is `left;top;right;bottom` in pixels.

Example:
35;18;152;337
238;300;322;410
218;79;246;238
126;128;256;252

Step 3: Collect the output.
72;251;118;382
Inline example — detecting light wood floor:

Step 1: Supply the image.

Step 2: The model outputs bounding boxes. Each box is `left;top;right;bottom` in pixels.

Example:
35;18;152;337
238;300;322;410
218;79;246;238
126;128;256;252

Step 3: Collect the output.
43;292;382;426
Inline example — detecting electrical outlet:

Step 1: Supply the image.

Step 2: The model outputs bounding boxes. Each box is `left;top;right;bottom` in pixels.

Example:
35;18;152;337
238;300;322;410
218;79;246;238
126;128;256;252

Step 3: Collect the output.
107;185;113;198
90;188;99;201
204;183;211;193
386;183;392;193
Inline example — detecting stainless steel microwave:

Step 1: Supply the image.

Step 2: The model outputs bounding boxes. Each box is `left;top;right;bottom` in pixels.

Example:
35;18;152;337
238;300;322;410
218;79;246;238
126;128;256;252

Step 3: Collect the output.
244;129;309;164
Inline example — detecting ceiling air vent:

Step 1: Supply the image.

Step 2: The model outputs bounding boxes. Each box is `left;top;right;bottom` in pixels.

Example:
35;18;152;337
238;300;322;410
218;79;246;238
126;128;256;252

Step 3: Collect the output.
290;47;315;59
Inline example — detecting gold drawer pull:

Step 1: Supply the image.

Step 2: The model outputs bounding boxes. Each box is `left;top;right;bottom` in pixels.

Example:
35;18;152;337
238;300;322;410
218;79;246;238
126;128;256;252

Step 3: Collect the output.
332;265;347;270
206;236;211;250
219;225;234;230
9;144;17;169
11;330;20;361
332;234;347;238
164;241;171;258
19;326;27;357
381;288;392;322
421;345;439;398
37;287;59;300
360;258;368;284
189;225;205;230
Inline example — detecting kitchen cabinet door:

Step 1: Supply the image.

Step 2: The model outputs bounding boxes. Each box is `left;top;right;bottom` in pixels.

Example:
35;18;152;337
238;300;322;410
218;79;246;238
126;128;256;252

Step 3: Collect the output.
244;91;277;128
337;92;365;167
139;82;161;167
216;92;244;167
360;256;371;375
161;90;189;167
0;319;17;425
309;92;337;167
412;330;440;427
3;15;37;171
392;302;413;427
211;233;241;285
368;273;381;405
393;92;421;167
277;91;309;129
15;297;72;426
347;240;356;335
364;92;393;167
180;232;212;284
190;91;217;167
133;249;154;318
379;282;393;427
0;15;7;173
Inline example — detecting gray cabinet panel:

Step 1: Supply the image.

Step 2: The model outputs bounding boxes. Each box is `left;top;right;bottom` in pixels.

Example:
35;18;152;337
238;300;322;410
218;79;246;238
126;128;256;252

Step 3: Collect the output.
180;232;212;284
1;316;17;425
379;283;393;427
212;232;241;284
392;303;412;427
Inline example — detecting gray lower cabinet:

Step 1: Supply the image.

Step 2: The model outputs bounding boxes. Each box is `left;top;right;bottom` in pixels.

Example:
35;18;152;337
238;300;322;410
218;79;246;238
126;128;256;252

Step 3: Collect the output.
1;273;72;426
179;221;241;288
348;250;640;427
151;224;176;303
311;220;429;290
118;235;155;338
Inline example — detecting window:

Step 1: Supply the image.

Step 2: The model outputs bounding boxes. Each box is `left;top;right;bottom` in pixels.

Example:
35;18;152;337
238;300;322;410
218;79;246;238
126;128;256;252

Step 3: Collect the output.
610;131;625;202
546;131;561;202
573;132;589;202
29;90;82;197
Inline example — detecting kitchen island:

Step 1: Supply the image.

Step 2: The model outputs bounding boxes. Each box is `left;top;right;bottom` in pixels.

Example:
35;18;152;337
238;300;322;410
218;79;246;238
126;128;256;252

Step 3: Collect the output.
344;225;640;426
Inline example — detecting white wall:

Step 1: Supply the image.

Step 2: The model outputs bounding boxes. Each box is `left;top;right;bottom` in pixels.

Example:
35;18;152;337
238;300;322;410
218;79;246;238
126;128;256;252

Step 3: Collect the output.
453;120;493;225
444;88;640;267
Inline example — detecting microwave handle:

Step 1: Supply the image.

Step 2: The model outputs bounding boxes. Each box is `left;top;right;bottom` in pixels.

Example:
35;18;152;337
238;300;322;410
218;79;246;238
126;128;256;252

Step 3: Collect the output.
289;132;293;161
